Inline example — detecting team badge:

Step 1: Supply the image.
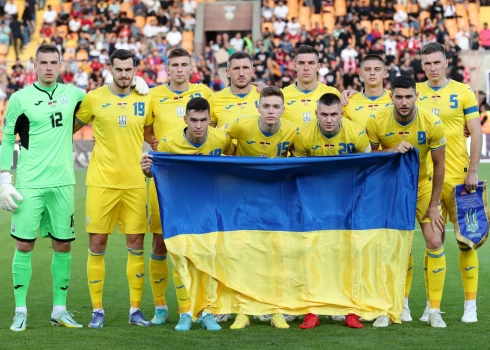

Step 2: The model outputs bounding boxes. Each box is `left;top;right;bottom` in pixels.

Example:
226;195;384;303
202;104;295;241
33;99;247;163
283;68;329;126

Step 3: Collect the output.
118;115;127;127
59;95;68;104
176;106;185;117
303;112;311;123
432;108;440;117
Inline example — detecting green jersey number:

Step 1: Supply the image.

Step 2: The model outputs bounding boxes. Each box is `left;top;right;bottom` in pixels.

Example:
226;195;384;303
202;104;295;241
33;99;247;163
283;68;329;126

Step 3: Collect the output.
50;112;63;128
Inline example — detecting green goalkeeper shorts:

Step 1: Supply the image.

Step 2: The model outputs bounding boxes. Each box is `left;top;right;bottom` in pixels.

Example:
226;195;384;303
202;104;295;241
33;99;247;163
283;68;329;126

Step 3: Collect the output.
10;185;75;242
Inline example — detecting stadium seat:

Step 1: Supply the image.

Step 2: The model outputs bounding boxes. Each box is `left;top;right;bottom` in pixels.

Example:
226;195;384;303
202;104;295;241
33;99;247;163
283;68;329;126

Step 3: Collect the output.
457;16;469;31
146;16;157;25
322;12;335;32
63;51;75;61
262;22;272;33
287;0;299;19
62;1;72;13
298;6;311;30
419;11;431;27
334;0;347;17
134;16;146;28
393;4;406;12
407;2;418;13
0;44;8;56
75;50;89;61
445;18;458;38
120;2;132;13
455;3;467;19
311;14;322;28
183;30;194;42
384;19;394;31
360;20;372;34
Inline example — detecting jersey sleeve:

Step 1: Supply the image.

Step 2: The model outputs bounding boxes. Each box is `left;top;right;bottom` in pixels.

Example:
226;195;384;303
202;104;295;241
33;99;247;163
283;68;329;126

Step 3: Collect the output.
2;93;22;135
355;129;372;153
75;92;94;125
366;116;380;147
144;98;154;127
221;118;240;139
330;87;341;98
209;94;217;127
429;118;446;151
293;131;308;157
223;133;235;155
462;88;479;122
157;138;170;152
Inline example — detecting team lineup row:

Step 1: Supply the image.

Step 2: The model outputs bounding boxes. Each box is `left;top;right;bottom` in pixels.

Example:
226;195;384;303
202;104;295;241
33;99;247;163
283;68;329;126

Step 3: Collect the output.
0;42;482;332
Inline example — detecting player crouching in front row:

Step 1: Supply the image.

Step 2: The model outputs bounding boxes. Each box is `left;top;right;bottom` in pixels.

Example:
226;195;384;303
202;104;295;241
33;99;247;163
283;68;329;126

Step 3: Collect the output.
141;97;233;331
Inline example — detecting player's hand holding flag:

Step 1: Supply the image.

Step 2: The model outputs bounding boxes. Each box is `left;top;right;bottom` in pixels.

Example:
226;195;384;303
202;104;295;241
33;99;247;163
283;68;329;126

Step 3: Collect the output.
141;154;153;177
0;172;23;211
131;76;150;95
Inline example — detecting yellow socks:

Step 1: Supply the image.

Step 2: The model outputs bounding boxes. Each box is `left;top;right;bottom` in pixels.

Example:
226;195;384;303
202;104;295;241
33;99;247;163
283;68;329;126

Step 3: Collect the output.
458;242;478;301
149;252;169;307
127;248;145;309
87;249;105;309
427;247;446;309
173;268;191;314
405;252;413;298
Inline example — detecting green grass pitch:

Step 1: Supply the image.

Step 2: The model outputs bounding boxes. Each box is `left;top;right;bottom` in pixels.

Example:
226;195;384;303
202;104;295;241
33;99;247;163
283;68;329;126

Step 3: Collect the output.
0;166;489;349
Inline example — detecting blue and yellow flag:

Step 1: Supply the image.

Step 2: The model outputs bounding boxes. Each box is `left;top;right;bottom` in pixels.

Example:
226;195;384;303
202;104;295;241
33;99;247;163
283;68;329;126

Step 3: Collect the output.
151;152;419;322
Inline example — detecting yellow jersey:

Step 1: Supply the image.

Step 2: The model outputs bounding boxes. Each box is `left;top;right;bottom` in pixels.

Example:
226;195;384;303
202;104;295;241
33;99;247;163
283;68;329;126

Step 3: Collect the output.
76;85;153;189
282;82;341;126
149;83;213;141
416;79;479;179
366;107;446;183
209;86;260;128
344;90;393;129
294;118;371;156
157;127;234;156
222;117;299;157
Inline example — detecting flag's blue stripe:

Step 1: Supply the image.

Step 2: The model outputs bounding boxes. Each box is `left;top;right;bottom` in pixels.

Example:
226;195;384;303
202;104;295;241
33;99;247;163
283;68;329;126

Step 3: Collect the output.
151;151;419;239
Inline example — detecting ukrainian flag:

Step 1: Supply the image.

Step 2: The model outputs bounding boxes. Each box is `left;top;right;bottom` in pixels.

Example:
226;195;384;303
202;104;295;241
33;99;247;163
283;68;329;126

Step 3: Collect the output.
151;152;419;322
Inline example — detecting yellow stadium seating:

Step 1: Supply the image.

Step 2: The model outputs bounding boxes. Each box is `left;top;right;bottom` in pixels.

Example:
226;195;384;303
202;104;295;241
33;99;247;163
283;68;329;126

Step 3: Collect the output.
445;18;458;39
360;20;372;33
322;12;335;32
334;0;346;17
298;6;311;30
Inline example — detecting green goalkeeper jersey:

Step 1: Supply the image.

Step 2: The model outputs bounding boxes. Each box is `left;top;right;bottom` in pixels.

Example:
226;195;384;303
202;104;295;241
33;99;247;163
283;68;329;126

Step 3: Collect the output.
0;83;86;188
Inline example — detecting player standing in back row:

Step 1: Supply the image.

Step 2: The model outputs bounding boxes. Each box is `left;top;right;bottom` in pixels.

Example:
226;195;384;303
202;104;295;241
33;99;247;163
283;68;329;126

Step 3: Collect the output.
415;42;482;324
0;44;85;331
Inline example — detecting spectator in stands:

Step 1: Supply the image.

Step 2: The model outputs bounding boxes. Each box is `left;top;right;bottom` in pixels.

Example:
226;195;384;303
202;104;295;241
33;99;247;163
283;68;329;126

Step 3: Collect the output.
133;0;148;18
340;43;357;62
394;7;409;29
183;0;196;15
469;24;479;51
371;0;384;21
166;25;182;48
481;23;490;50
418;0;435;10
25;66;36;86
384;34;398;57
443;0;456;19
4;0;18;17
230;33;244;52
209;73;224;91
74;67;89;90
358;0;371;20
262;2;273;22
69;14;81;33
455;26;470;51
0;20;10;49
431;0;444;19
42;4;57;25
108;0;120;15
273;17;286;36
273;0;288;20
384;1;395;20
10;14;23;59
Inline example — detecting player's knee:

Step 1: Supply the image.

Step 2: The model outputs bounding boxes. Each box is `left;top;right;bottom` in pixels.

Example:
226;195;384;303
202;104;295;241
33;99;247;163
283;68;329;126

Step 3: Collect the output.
52;240;71;253
15;240;35;253
126;233;145;248
152;234;167;255
89;233;108;253
425;236;443;250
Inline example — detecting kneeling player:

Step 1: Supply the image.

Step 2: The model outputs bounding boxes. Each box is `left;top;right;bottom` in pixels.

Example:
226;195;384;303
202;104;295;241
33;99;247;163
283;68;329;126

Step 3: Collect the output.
221;86;297;329
366;76;447;328
141;97;233;331
294;93;371;329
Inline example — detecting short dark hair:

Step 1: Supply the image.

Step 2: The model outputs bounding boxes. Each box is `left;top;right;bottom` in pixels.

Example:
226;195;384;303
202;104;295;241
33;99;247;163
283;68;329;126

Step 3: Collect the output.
318;93;341;107
360;54;385;67
168;48;192;62
260;86;284;102
36;44;61;61
110;49;136;66
228;51;253;66
421;42;446;58
391;76;416;92
186;97;210;115
295;45;319;61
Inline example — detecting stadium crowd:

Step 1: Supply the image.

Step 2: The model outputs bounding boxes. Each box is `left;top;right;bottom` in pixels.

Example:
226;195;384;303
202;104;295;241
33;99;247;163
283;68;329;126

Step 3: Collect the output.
0;0;488;101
